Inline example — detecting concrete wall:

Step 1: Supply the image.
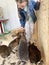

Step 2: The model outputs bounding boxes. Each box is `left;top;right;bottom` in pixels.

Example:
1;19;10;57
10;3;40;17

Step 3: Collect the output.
37;0;49;65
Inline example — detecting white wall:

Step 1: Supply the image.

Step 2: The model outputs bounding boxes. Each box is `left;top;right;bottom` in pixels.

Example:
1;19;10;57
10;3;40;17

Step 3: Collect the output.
0;0;21;31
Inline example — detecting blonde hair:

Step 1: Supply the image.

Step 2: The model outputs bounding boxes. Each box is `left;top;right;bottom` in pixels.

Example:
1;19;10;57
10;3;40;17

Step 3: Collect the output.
16;0;28;3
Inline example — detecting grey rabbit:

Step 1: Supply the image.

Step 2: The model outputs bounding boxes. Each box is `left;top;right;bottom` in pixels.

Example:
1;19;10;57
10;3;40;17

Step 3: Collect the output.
18;32;28;65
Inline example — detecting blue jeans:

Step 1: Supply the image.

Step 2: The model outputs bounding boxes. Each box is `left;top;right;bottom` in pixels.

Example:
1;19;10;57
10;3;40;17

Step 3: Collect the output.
18;8;26;28
20;19;26;28
28;0;40;23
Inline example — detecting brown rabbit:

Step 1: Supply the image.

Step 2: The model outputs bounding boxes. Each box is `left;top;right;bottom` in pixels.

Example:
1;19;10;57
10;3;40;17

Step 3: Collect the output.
10;30;26;49
0;45;11;58
28;42;41;64
9;32;21;50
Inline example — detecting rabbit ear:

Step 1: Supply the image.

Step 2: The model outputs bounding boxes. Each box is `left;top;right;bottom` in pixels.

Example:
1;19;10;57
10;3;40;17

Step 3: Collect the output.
32;42;35;45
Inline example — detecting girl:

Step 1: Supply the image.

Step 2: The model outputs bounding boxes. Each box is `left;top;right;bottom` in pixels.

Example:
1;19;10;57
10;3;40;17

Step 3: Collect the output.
16;0;28;28
16;0;41;42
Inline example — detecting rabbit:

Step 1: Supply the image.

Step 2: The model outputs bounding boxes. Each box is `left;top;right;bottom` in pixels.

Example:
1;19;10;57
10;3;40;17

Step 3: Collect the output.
18;31;29;65
9;33;21;53
28;42;42;65
0;45;12;58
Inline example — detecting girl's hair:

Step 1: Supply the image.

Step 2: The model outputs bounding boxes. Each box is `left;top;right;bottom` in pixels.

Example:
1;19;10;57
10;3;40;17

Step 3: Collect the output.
16;0;28;3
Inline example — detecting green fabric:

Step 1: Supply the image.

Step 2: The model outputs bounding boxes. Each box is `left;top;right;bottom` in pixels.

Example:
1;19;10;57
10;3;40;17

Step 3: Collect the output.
3;22;9;33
